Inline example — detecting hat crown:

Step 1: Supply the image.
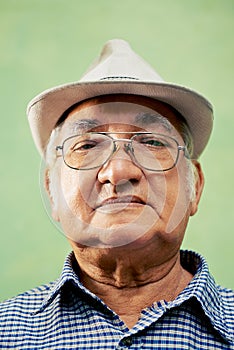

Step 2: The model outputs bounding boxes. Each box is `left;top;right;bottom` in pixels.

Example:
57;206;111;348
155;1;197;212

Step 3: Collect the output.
27;38;213;159
80;39;164;83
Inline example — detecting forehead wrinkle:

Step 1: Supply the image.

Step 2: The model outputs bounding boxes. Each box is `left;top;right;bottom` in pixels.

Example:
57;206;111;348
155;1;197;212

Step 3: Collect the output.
135;113;173;133
63;112;175;136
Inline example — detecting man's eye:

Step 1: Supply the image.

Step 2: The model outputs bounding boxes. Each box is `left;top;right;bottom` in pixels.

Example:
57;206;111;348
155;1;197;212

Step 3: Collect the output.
141;139;167;147
73;141;97;151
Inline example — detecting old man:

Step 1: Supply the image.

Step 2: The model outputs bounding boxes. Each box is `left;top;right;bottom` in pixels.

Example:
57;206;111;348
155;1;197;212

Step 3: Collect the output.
0;39;233;349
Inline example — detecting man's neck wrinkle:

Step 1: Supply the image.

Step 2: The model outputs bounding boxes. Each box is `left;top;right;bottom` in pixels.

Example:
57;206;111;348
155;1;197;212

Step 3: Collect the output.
77;252;188;293
72;249;193;328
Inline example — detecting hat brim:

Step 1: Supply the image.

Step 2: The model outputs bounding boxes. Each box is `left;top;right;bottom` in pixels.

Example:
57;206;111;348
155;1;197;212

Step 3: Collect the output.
27;80;213;159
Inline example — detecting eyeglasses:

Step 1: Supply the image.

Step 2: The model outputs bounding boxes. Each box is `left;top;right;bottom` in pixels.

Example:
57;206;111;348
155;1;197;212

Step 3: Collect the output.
56;132;189;172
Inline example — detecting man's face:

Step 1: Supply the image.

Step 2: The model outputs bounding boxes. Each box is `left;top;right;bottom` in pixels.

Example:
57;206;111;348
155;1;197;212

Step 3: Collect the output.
48;95;203;250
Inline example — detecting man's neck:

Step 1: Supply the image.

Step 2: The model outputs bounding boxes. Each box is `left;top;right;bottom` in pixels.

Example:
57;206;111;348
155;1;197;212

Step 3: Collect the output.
72;246;193;328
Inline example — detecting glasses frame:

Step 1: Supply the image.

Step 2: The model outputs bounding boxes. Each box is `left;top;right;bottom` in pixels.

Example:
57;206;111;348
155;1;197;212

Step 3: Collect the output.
56;132;190;172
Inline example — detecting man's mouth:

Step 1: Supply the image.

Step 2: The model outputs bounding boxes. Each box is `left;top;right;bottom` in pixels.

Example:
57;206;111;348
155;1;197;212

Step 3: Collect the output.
95;195;146;210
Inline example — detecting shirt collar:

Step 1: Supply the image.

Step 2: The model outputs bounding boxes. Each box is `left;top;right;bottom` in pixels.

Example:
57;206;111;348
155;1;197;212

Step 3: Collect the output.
175;250;233;343
32;252;96;314
33;250;233;343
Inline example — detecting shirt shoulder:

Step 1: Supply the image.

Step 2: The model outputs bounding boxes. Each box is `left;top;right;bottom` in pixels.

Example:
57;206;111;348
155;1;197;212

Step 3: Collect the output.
218;284;234;297
0;281;56;317
180;250;234;343
215;285;234;342
217;284;234;312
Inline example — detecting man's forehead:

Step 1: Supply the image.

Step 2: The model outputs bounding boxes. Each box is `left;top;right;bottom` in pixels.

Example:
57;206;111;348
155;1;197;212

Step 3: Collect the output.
66;94;178;117
61;95;181;132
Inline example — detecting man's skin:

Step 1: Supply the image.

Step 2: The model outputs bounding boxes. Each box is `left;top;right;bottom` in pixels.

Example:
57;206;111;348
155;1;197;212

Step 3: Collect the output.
46;94;204;329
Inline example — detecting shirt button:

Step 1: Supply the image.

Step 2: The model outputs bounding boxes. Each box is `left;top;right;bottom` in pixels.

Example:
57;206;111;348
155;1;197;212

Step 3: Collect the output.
121;336;133;347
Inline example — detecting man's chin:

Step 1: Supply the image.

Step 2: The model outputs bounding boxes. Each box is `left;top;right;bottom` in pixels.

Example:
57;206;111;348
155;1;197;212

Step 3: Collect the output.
67;225;153;248
61;206;159;248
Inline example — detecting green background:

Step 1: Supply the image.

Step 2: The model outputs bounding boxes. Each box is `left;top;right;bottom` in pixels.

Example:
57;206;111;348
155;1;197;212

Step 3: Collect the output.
0;0;233;301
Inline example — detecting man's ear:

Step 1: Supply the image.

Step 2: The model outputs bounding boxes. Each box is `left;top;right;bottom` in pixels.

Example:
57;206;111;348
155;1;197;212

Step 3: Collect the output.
44;168;60;222
190;161;205;217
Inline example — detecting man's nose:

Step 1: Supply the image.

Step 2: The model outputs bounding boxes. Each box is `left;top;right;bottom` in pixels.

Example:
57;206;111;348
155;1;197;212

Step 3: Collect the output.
97;146;142;185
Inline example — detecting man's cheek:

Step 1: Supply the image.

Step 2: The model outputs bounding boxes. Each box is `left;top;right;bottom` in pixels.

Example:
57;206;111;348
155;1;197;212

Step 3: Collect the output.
147;168;191;232
146;172;168;211
165;168;192;233
60;169;97;213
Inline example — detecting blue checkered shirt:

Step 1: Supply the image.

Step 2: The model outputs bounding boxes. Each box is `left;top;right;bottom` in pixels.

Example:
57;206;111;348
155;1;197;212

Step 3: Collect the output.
0;250;233;349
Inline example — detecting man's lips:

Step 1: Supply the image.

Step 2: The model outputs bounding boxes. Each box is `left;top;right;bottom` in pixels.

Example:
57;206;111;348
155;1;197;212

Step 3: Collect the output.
95;195;146;209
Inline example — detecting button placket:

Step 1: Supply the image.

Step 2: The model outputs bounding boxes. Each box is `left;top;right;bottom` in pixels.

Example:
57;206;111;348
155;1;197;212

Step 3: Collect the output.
119;336;133;348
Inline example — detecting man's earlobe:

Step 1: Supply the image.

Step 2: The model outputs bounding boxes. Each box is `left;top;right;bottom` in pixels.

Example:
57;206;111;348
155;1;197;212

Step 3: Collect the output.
44;169;60;222
190;161;205;217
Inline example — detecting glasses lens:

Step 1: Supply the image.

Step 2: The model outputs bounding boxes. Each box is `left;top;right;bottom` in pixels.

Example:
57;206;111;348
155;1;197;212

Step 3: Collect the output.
63;133;113;169
132;133;178;171
62;132;179;171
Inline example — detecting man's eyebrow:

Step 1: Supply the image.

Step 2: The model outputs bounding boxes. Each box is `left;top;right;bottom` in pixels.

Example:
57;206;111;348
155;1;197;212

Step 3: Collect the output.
135;113;173;132
67;119;101;133
64;114;173;133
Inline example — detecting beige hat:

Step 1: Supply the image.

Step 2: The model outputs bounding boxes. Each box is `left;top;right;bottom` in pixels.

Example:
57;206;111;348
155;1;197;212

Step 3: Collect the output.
27;39;213;159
